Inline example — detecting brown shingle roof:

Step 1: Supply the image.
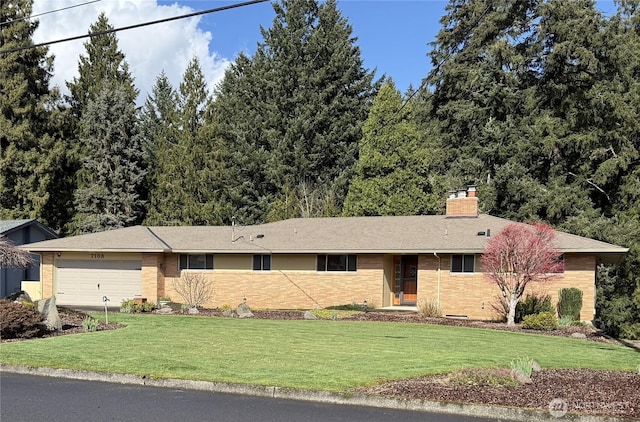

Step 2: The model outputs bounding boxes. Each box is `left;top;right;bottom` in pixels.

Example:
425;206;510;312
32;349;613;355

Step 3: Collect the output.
23;215;628;256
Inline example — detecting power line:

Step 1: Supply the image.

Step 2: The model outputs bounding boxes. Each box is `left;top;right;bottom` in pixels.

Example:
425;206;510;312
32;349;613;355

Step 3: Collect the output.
0;0;103;28
0;0;268;55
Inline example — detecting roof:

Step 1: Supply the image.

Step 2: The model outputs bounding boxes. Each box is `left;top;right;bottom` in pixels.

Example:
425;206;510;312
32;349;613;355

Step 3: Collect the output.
0;219;58;238
22;215;629;257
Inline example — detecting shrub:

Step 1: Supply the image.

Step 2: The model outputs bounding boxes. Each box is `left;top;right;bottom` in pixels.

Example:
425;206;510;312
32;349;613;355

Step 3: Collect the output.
558;316;574;327
325;303;368;311
521;312;558;330
172;272;213;309
82;316;100;332
515;293;553;323
418;298;442;317
509;356;534;378
120;299;156;313
0;299;47;339
619;323;640;340
557;287;583;321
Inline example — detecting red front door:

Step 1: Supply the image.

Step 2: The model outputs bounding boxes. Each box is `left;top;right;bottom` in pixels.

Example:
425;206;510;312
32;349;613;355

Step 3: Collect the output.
393;255;418;305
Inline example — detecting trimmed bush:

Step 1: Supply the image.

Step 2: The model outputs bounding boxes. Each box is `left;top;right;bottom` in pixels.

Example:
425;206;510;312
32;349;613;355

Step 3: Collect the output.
521;312;558;331
557;288;583;321
515;293;553;323
0;299;47;339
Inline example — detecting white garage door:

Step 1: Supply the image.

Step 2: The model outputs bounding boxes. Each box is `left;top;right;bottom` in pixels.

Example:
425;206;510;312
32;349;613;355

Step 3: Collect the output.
56;260;142;307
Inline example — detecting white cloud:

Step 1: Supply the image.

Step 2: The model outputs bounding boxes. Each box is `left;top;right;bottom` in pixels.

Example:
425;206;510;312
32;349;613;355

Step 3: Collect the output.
32;0;230;104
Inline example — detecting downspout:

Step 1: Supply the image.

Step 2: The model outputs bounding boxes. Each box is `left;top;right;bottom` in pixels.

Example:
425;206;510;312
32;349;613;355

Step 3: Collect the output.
433;252;441;308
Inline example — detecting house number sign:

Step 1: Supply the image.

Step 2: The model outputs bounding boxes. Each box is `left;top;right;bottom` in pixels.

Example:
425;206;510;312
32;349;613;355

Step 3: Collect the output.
90;253;105;259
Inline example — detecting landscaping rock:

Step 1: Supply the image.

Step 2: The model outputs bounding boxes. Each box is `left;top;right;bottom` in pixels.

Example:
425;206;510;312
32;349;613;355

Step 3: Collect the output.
236;303;254;318
571;332;587;339
156;307;174;314
511;368;532;384
531;360;542;372
36;296;62;331
187;307;199;314
303;310;318;320
7;290;32;303
222;309;235;318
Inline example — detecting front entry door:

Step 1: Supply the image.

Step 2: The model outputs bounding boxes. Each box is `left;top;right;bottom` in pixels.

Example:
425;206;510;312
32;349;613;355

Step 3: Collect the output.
393;255;418;305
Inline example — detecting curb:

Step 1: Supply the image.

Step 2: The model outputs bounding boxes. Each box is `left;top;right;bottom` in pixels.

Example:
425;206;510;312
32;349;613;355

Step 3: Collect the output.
0;364;630;422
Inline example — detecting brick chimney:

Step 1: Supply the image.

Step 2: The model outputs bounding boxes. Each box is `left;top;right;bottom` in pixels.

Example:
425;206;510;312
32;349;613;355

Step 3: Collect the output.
446;185;479;217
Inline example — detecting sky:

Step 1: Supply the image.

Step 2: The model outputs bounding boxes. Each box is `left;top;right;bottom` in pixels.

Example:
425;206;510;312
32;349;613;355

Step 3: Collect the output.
31;0;619;104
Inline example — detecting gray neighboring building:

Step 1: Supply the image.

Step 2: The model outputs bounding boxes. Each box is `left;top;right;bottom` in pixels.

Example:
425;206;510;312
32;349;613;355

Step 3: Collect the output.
1;219;58;297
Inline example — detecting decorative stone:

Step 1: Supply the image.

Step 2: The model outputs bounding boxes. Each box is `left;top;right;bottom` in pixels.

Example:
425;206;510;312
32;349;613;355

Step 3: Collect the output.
571;332;587;339
222;309;235;318
156;307;174;314
187;307;199;314
36;296;62;331
236;302;254;318
7;290;32;303
511;368;532;384
531;360;542;372
303;311;318;320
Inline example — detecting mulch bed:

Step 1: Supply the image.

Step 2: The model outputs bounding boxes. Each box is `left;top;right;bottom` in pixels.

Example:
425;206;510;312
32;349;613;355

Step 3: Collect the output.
5;308;639;418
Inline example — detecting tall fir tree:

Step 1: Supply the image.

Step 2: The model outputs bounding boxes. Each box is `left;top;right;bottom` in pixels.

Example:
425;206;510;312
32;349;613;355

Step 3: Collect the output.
145;58;230;226
137;71;176;220
0;0;74;232
214;0;378;224
66;12;138;119
343;80;439;216
70;83;146;233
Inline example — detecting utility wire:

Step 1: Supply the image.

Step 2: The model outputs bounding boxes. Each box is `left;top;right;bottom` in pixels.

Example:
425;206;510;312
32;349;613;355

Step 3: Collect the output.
0;0;103;27
0;0;268;55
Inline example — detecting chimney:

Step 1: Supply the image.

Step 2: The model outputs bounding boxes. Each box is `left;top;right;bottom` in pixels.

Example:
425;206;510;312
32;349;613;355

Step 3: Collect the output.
446;185;479;217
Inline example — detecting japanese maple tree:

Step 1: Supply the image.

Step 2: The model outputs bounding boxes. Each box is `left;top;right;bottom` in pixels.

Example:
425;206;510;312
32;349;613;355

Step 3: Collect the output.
482;223;563;326
0;235;32;268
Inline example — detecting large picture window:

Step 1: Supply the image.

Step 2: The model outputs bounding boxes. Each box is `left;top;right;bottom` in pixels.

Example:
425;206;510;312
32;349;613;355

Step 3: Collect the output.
451;254;475;273
253;254;271;271
179;254;214;270
316;254;357;272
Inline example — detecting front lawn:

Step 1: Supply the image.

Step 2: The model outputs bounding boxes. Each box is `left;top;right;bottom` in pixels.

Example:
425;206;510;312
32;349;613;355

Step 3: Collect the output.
0;314;637;392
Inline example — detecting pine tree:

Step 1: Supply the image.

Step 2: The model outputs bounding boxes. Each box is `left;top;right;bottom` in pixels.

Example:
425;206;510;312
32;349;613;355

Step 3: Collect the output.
343;80;439;216
0;0;73;231
70;83;146;233
145;58;230;226
214;0;378;223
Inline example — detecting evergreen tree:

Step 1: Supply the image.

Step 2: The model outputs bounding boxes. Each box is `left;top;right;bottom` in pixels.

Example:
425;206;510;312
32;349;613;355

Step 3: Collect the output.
0;0;73;231
343;80;439;216
145;58;230;226
138;71;176;220
70;83;146;233
214;0;378;223
66;12;138;119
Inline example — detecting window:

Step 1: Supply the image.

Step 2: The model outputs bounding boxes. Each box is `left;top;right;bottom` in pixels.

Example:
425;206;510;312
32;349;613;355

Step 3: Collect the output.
179;254;214;270
451;254;475;273
253;254;271;271
552;254;565;273
316;254;357;272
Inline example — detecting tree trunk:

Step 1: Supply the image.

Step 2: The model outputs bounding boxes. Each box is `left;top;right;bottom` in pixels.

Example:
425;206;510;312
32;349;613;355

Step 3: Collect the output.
507;296;519;326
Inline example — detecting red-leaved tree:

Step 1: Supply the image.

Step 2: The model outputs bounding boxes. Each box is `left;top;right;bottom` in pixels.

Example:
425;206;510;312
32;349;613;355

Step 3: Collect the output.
482;223;563;326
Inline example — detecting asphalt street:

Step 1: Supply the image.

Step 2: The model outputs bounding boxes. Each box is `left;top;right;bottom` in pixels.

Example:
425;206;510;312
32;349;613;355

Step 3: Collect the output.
0;373;512;422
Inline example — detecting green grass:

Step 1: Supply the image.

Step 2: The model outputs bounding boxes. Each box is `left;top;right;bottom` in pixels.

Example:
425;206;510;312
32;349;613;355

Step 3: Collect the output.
1;314;638;392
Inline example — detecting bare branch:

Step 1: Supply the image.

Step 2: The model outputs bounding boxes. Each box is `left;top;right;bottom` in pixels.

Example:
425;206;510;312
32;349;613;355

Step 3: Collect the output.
0;235;33;268
172;272;214;309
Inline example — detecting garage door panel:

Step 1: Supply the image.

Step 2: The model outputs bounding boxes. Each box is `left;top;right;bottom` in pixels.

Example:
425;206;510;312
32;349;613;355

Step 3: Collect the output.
56;260;142;307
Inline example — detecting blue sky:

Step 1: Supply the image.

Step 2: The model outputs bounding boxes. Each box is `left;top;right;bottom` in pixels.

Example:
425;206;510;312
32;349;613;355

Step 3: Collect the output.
160;0;449;94
33;0;620;102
